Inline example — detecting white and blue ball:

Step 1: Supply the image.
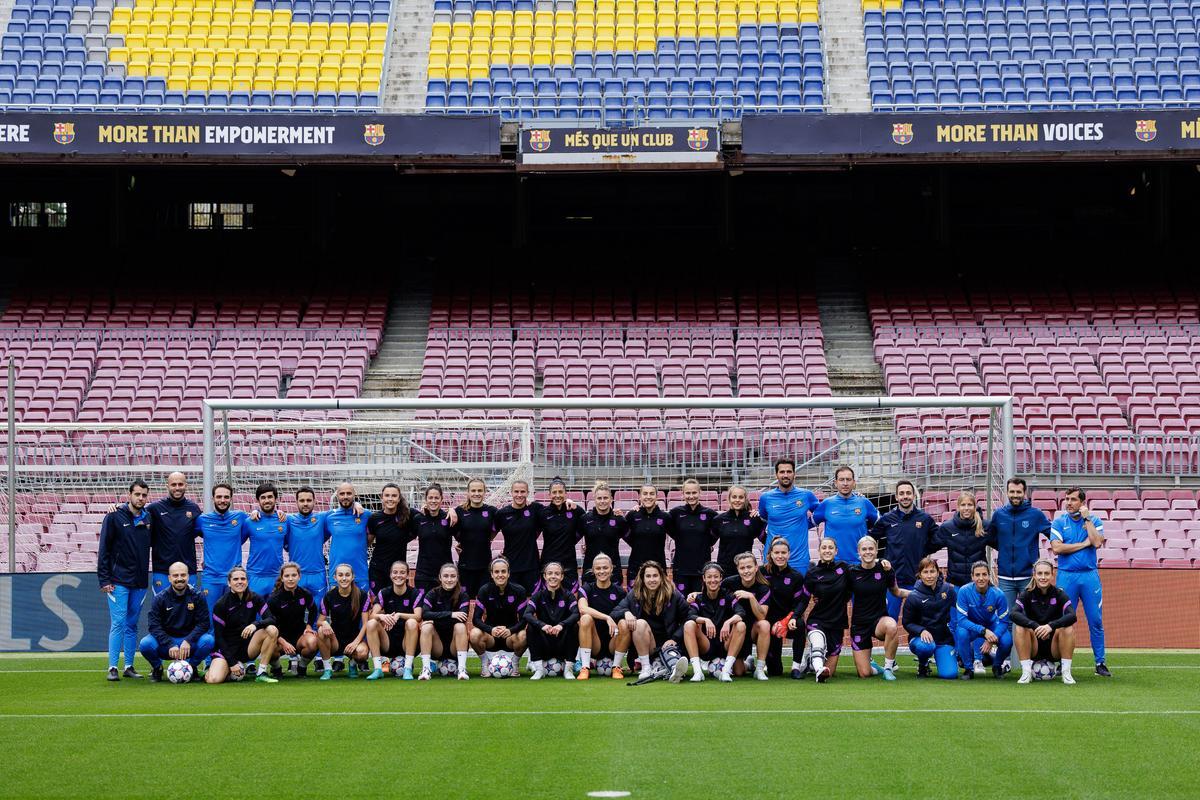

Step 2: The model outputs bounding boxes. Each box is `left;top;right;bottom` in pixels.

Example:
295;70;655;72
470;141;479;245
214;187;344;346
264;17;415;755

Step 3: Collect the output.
545;658;564;676
706;658;726;678
390;656;408;675
1032;659;1055;681
490;652;517;678
595;657;614;676
438;658;458;677
166;660;193;684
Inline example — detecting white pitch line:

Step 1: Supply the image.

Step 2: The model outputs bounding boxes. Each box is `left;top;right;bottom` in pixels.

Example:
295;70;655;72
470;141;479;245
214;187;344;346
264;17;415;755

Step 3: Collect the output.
1;709;1199;720
2;665;1198;675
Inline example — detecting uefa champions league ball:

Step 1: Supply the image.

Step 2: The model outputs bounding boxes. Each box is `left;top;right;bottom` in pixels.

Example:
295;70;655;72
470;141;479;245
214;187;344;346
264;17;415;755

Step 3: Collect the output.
390;656;407;675
1032;659;1055;681
227;663;246;682
166;660;193;684
706;658;726;678
596;657;614;676
490;652;517;678
438;658;458;677
545;658;564;676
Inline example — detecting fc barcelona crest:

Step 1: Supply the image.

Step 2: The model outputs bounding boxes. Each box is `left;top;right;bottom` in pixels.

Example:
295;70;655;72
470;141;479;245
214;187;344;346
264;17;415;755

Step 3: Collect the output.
892;122;913;145
53;122;75;145
1135;119;1157;142
687;128;709;151
528;129;551;151
363;124;386;146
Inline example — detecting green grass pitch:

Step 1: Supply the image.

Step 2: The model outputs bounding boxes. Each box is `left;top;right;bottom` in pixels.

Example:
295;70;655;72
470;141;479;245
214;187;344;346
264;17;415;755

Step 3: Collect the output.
0;651;1197;799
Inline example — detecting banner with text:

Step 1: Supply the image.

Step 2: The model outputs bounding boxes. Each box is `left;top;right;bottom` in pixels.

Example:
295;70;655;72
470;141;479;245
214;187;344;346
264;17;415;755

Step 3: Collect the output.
0;112;500;157
742;110;1200;156
520;125;720;164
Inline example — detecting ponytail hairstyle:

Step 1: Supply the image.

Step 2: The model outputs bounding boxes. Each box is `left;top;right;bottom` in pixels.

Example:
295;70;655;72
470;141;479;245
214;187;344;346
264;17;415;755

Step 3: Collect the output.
548;477;567;507
333;563;363;620
765;537;791;575
1025;559;1056;593
273;561;301;595
227;565;249;599
592;480;612;512
957;490;984;535
701;561;724;587
735;551;770;586
437;562;463;610
460;478;487;510
382;482;411;526
632;560;672;616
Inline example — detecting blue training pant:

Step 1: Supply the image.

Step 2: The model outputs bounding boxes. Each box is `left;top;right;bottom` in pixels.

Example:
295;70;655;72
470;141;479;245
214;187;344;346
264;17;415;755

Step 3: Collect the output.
151;571;196;596
106;585;147;669
298;572;327;606
886;579;918;621
138;634;215;668
1057;569;1104;663
910;638;958;679
248;573;276;598
954;624;1012;670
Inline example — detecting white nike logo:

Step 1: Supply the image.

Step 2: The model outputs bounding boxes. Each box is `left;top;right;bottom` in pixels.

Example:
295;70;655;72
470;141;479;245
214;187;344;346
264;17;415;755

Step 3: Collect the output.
166;606;175;612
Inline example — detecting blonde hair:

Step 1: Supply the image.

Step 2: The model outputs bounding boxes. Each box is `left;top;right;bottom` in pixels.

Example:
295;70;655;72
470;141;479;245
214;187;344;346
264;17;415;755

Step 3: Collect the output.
460;478;487;510
1025;559;1056;592
958;490;984;534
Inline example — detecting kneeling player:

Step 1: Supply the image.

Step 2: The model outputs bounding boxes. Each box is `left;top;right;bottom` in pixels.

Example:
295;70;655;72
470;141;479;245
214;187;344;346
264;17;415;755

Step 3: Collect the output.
612;560;690;682
316;563;372;680
418;563;472;681
267;562;319;678
902;557;959;679
1012;559;1077;685
470;557;529;676
523;561;580;680
207;566;280;684
790;538;850;683
365;561;423;680
683;562;745;682
955;560;1013;680
576;553;631;680
723;550;773;679
848;536;908;680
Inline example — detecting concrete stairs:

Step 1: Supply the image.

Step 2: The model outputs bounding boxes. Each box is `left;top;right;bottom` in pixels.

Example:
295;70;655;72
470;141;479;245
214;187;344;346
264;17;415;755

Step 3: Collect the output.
381;0;434;112
819;0;872;113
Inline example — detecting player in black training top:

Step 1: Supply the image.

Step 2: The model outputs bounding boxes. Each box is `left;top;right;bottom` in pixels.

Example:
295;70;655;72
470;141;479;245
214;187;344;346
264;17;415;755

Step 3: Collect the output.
523;561;581;680
316;563;373;680
207;565;280;684
540;479;583;591
411;483;456;592
418;562;472;681
711;486;767;576
718;550;773;680
454;478;499;597
366;483;414;593
761;539;808;680
683;562;746;683
579;481;629;587
624;484;672;582
266;562;319;679
1012;558;1078;685
848;535;909;681
495;480;545;594
790;537;850;684
612;560;691;682
365;560;424;680
667;478;717;595
469;556;529;675
576;552;630;680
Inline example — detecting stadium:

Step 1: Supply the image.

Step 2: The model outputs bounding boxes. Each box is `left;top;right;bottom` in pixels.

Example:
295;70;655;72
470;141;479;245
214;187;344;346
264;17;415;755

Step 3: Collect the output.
1;0;1200;796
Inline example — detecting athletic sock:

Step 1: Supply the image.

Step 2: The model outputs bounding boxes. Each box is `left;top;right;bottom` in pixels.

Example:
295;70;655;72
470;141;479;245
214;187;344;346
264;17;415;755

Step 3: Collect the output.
420;652;431;671
614;650;627;668
690;656;702;673
457;651;468;673
529;659;544;672
637;655;650;672
579;647;592;667
1061;658;1073;677
1020;659;1033;676
373;657;384;670
721;657;734;677
884;658;897;671
256;662;267;675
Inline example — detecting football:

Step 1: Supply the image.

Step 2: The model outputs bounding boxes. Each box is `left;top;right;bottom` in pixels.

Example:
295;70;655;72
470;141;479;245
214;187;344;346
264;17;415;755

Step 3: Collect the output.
706;658;726;677
389;656;407;675
1032;660;1055;681
595;657;614;676
166;660;193;684
438;658;458;677
545;658;563;676
490;652;517;678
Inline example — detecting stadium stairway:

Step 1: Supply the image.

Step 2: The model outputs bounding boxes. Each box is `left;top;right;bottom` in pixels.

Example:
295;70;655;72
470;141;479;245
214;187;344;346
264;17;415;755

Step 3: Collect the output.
358;271;433;402
818;285;902;491
382;0;434;110
819;0;871;110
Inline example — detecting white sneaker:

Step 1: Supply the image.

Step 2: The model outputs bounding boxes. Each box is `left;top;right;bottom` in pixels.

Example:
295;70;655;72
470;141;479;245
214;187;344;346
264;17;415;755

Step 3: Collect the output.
457;670;470;681
973;660;985;676
669;658;688;684
690;669;705;682
563;663;575;680
418;669;431;681
1062;673;1076;685
754;668;769;682
1017;671;1032;685
717;672;733;683
530;667;546;681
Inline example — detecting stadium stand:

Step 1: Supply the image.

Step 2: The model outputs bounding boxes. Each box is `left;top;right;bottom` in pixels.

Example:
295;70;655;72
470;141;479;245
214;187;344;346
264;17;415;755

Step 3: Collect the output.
0;0;390;108
423;0;827;119
862;0;1200;110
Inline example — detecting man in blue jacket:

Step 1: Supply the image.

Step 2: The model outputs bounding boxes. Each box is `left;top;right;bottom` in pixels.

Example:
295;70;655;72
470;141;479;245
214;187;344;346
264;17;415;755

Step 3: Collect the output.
869;479;936;618
97;479;153;681
954;560;1012;679
138;561;214;682
1051;487;1111;677
986;477;1052;610
757;458;820;574
147;472;202;594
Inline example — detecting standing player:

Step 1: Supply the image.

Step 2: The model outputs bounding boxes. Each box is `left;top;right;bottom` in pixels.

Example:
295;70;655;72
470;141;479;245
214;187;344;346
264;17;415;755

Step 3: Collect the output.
523;561;581;680
901;557;959;680
667;478;717;595
612;561;691;681
139;561;214;681
987;477;1053;611
196;482;249;610
244;482;288;597
412;483;455;592
812;466;879;566
576;553;630;680
931;490;995;588
579;481;629;587
1050;488;1110;677
316;563;373;680
683;562;746;682
417;563;472;681
870;480;935;619
848;536;908;680
722;551;773;680
791;537;851;683
285;486;329;600
1012;559;1078;685
712;485;766;576
97;479;153;681
955;561;1012;680
541;479;582;591
323;481;370;594
365;561;423;680
206;566;280;684
495;480;545;594
470;557;528;676
367;483;414;594
624;484;672;582
455;478;499;597
266;562;320;678
757;458;820;574
146;472;202;594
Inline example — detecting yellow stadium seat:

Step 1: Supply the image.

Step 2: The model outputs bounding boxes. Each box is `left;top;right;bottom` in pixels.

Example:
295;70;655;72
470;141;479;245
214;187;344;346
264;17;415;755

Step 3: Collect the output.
342;51;363;67
108;46;130;62
193;9;212;25
167;76;189;90
295;78;316;92
337;77;358;92
318;64;339;82
594;33;614;50
146;34;166;48
125;61;148;77
268;33;287;49
248;34;267;50
615;34;634;49
189;62;212;79
131;9;150;24
253;77;274;91
298;63;317;80
275;77;295;91
426;63;447;78
109;20;129;35
362;65;381;82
